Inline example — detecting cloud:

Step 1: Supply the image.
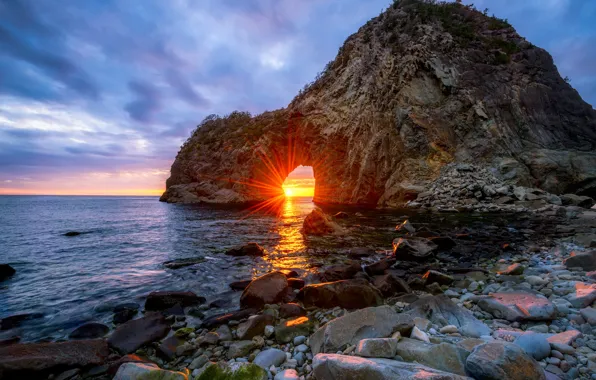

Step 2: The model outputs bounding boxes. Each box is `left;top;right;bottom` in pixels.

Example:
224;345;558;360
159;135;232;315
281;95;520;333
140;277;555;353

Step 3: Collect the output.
125;81;162;123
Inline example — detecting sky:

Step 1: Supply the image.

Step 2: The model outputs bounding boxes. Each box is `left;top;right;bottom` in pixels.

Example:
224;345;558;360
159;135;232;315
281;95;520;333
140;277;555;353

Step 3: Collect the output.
1;0;595;196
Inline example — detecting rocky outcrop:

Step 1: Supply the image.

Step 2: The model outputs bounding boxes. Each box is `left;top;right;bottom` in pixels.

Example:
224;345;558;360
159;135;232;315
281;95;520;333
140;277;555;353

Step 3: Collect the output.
161;0;596;206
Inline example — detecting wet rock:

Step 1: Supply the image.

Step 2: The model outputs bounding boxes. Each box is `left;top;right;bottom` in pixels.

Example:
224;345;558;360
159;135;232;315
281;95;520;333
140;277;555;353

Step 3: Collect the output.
63;231;82;237
0;337;20;347
0;339;109;376
477;292;556;321
274;369;299;380
225;242;266;257
396;220;416;233
364;257;396;276
355;338;398;358
560;194;595;208
465;342;545;380
236;314;275;340
580;307;596;325
321;261;361;281
313;354;471;380
302;208;343;235
497;263;525;275
240;272;289;309
114;362;187;380
309;305;414;354
196;362;267;380
145;291;205;311
287;278;305;289
0;264;16;282
428;236;457;250
298;279;383;309
227;340;256;359
275;317;313;344
0;313;44;331
69;322;109;340
201;308;258;329
422;270;453;285
229;279;252;291
513;332;551;360
372;273;411;297
279;303;306;318
566;282;596;308
392;237;438;261
157;335;185;360
113;303;139;325
253;348;287;369
406;295;490;338
163;257;206;269
348;247;375;259
395;338;470;376
108;313;170;354
333;212;349;219
564;250;596;271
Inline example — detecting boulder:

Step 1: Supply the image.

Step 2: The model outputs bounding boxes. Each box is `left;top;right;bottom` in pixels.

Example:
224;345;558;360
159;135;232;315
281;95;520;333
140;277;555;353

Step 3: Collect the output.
364;257;396;276
69;323;109;340
0;340;109;377
372;273;411;297
0;264;16;282
107;313;170;354
320;261;362;282
392;238;437;261
395;338;470;376
113;303;139;325
225;242;266;257
560;194;595;208
279;303;306;318
513;332;551;360
236;315;275;340
302;208;343;235
313;354;472;380
547;330;582;345
564;251;596;271
201;308;258;329
567;282;596;308
580;307;596;325
157;335;186;361
477;292;556;321
227;340;256;359
497;263;525;275
196;362;267;380
355;338;399;358
465;342;546;380
422;270;454;285
406;295;490;338
297;279;383;309
253;348;287;369
114;363;188;380
348;247;376;259
287;278;305;289
240;272;289;309
275;317;313;344
145;291;205;311
309;305;414;354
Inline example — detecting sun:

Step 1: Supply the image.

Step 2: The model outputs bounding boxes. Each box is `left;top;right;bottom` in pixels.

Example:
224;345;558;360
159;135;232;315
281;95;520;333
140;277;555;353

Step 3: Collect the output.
283;187;295;197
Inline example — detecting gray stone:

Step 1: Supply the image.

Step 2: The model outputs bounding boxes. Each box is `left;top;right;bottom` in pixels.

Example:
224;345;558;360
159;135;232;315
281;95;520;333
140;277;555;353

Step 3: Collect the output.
189;354;209;370
465;342;546;380
395;338;470;376
227;341;256;359
477;292;556;321
253;348;287;369
580;308;596;325
114;363;187;380
410;326;430;343
236;315;275;340
309;306;414;355
564;251;596;271
274;369;299;380
567;282;596;308
313;354;472;380
355;338;398;358
513;332;551;360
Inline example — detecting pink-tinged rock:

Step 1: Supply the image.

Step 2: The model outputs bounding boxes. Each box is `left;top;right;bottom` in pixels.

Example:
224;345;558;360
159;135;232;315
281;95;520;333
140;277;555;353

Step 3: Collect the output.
546;330;582;346
477;292;556;321
567;282;596;308
240;272;289;309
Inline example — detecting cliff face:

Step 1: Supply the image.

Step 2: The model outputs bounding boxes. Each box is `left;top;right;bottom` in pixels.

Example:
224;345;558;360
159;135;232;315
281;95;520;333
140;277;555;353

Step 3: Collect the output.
161;0;596;206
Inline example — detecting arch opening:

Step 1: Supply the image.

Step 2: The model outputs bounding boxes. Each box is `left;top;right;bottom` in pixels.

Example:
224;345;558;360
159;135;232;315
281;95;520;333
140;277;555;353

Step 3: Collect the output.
281;166;315;198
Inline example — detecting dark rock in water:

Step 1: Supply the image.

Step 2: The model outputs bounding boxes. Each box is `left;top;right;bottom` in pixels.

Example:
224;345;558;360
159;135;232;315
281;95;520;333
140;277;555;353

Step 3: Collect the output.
477;292;556;321
229;280;252;291
209;299;230;308
236;314;275;340
422;270;454;286
225;242;266;257
347;247;375;259
298;279;383;309
162;304;185;316
0;313;44;331
407;295;490;338
279;303;306;318
63;231;82;237
287;278;305;289
201;308;258;329
0;264;16;282
240;272;288;309
112;303;139;325
107;313;170;354
163;257;206;269
145;291;205;311
560;194;595;209
321;261;362;282
564;250;596;271
69;323;109;340
278;269;300;278
466;342;545;380
0;339;109;377
393;238;438;261
333;212;349;219
373;274;411;297
364;257;396;276
428;237;457;250
302;208;343;235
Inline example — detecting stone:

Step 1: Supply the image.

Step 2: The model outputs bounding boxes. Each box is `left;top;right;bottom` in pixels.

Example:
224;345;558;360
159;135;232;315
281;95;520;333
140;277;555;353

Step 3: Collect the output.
240;272;289;309
410;326;430;343
236;314;275;340
0;313;44;331
513;332;551;360
225;242;266;256
422;270;454;285
253;348;287;369
355;338;399;358
275;317;313;344
63;231;82;236
364;257;396;276
108;313;170;354
465;342;545;380
477;292;556;321
309;305;414;354
157;335;186;360
229;280;252;291
113;303;139;325
274;369;299;380
567;282;596;308
69;322;109;340
302;208;343;235
114;363;188;380
0;264;16;282
372;273;411;297
440;325;458;334
287;278;304;289
216;324;233;341
313;354;472;380
581;307;596;325
428;236;457;250
560;194;595;209
392;237;438;261
547;330;582;345
189;354;209;370
297;279;383;309
498;263;525;275
227;340;256;359
406;295;490;338
321;261;362;281
196;362;267;380
395;338;470;376
348;247;376;259
279;303;306;318
201;308;258;329
564;251;596;271
163;257;206;269
145;291;205;311
55;368;80;380
0;340;109;376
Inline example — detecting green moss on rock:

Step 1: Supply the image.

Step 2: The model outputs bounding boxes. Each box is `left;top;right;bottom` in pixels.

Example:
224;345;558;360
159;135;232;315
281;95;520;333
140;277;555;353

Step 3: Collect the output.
197;363;267;380
174;327;195;338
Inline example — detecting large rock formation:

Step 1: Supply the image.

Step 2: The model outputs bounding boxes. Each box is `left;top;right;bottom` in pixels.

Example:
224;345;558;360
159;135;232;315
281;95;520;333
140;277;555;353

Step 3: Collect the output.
161;0;596;206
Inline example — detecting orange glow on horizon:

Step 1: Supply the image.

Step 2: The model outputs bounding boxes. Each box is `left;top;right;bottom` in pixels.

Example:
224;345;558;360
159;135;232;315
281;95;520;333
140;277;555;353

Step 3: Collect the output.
282;185;314;198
